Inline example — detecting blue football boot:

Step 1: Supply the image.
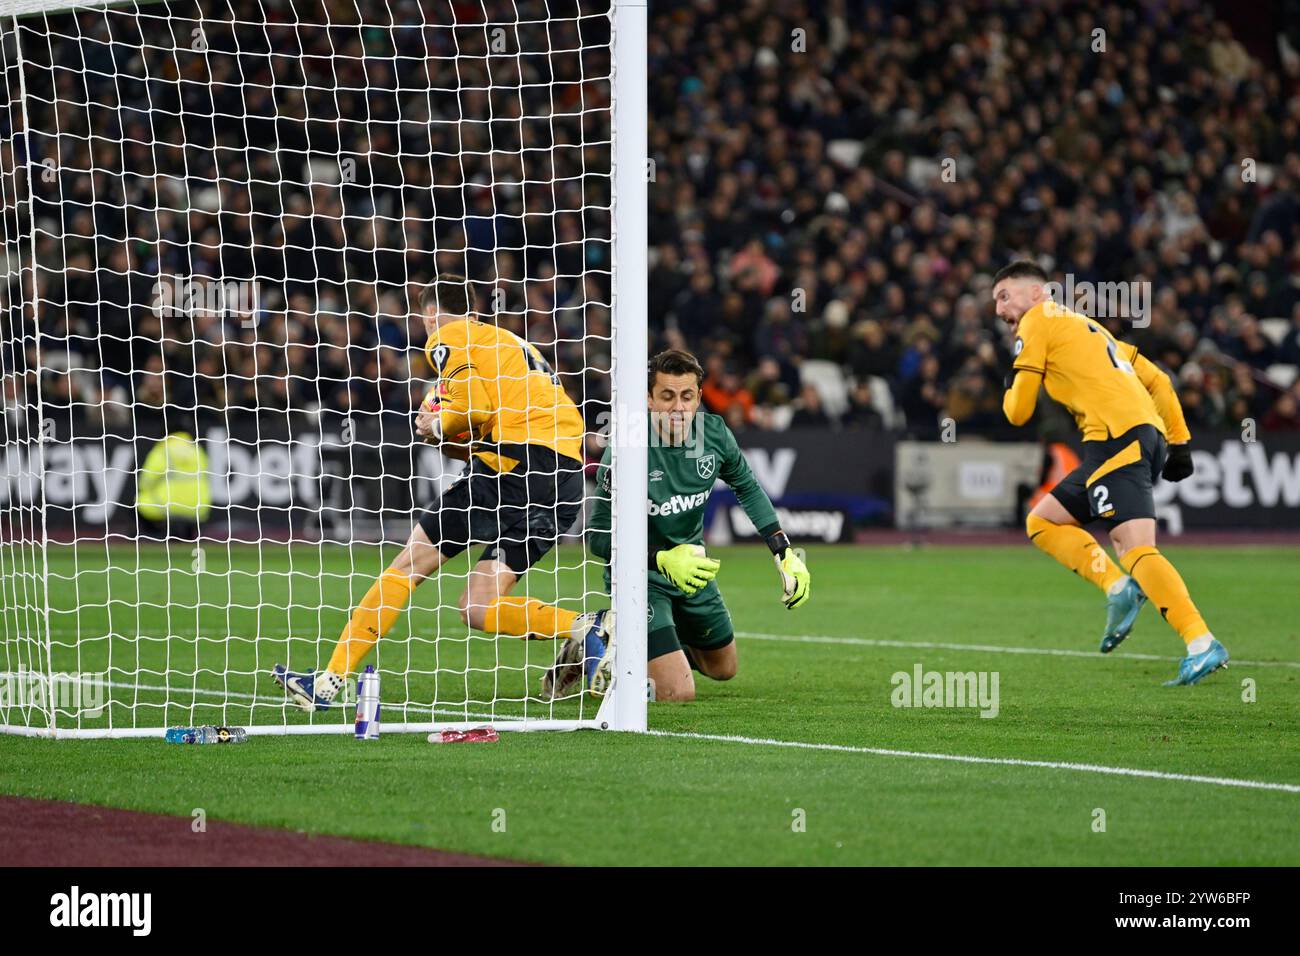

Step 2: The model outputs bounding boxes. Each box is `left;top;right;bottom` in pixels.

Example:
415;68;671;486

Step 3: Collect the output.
1101;576;1147;653
1163;640;1229;686
271;664;338;712
540;609;615;700
583;609;616;697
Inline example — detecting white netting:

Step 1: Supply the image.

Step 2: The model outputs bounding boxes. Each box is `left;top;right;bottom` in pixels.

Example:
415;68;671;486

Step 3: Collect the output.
0;0;625;736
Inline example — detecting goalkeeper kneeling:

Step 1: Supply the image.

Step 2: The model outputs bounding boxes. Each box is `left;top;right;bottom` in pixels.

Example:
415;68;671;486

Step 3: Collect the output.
573;349;810;702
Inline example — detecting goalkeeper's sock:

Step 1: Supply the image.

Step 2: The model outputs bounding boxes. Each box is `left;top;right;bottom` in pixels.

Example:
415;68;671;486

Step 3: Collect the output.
1120;546;1210;646
482;595;579;640
1025;514;1124;594
326;568;415;675
314;670;345;704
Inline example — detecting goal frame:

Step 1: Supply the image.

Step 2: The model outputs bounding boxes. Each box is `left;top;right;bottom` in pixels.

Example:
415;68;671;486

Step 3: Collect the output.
0;0;648;738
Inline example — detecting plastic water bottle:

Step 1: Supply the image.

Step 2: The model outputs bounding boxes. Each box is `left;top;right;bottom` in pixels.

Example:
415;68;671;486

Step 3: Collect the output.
427;727;499;744
354;665;380;740
165;725;248;744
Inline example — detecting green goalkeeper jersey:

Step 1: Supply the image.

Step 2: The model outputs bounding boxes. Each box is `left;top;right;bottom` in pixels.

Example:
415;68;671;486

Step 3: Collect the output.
586;411;781;587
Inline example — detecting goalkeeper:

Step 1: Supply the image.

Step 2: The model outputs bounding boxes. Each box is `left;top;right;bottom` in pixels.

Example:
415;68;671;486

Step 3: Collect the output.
272;276;608;711
544;349;810;702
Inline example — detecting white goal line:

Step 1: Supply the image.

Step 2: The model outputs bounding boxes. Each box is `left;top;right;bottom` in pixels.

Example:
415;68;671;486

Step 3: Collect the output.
737;631;1300;670
1;719;605;740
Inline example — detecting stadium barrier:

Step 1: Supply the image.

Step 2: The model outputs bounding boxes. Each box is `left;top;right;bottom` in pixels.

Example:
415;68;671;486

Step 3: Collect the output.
721;429;1300;534
6;421;1299;539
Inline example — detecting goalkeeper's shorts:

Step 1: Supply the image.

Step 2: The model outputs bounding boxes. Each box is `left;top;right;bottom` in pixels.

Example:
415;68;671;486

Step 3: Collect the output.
1050;424;1167;526
646;578;735;661
419;446;584;574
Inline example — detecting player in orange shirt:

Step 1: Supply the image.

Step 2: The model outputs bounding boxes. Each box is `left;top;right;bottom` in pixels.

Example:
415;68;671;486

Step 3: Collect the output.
993;260;1227;685
272;276;610;710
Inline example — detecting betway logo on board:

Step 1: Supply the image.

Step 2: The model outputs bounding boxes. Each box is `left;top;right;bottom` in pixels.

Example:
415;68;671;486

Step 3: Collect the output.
0;428;323;521
1154;441;1300;509
730;506;846;543
648;492;709;516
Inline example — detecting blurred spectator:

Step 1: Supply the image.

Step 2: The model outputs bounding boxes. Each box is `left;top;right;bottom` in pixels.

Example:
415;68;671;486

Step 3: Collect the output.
842;381;884;430
1263;389;1300;430
900;355;946;432
847;321;898;381
745;357;792;428
701;356;755;424
790;384;832;428
1280;307;1300;365
945;356;1002;430
729;239;780;298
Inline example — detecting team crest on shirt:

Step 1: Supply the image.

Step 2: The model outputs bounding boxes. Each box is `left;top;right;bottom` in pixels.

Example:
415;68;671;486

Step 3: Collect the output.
695;453;716;480
429;344;450;373
1013;337;1024;356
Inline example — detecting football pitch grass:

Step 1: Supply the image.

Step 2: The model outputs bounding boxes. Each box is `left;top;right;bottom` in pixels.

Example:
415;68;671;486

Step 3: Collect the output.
1;541;1297;865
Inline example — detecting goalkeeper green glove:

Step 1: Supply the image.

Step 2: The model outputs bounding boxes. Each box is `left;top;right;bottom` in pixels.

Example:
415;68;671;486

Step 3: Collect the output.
655;543;721;596
766;531;810;609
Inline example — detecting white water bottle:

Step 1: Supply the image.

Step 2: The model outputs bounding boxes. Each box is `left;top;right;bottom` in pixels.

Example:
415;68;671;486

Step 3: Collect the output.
355;665;380;740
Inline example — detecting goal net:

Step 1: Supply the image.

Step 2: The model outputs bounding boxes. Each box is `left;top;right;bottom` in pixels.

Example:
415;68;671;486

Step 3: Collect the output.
0;0;647;738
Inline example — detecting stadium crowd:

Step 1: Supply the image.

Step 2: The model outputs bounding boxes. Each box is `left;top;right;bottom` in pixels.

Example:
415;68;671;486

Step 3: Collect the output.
648;0;1300;436
4;0;1300;447
6;0;612;438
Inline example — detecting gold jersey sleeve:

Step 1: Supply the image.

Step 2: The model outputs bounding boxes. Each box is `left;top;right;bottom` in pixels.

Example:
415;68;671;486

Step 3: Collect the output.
424;319;584;471
1014;302;1168;441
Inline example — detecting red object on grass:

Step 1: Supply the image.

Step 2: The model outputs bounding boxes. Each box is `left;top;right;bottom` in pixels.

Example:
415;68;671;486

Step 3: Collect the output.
429;727;499;744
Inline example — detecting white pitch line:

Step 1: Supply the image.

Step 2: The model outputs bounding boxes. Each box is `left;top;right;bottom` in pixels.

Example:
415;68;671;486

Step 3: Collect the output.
647;729;1300;794
736;631;1300;670
65;675;279;705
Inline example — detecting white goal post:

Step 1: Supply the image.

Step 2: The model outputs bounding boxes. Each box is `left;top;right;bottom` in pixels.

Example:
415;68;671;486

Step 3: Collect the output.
0;0;647;737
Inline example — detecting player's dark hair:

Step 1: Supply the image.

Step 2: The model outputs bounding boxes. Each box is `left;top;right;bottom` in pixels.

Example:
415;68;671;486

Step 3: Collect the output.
420;275;472;317
648;349;705;390
993;260;1050;285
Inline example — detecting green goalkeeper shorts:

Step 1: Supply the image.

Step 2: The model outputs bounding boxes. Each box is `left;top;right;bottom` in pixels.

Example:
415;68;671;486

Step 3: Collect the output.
646;577;735;661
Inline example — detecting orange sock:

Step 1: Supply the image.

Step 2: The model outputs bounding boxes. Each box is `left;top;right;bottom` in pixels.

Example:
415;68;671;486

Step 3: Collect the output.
1026;514;1124;594
482;595;578;640
1120;546;1209;645
326;568;415;675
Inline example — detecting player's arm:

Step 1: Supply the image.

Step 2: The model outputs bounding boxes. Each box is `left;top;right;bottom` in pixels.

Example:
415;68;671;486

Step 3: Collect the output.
587;448;715;590
1131;351;1191;444
419;334;493;450
589;448;719;594
435;365;492;439
415;383;479;460
718;429;809;608
1002;310;1046;427
1129;348;1194;480
1002;369;1042;426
